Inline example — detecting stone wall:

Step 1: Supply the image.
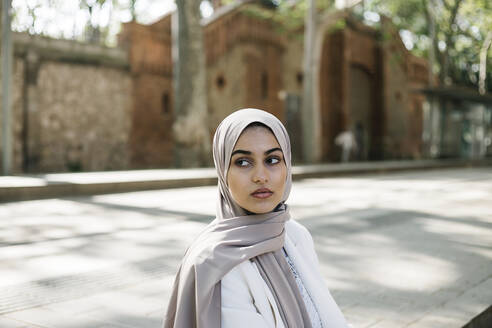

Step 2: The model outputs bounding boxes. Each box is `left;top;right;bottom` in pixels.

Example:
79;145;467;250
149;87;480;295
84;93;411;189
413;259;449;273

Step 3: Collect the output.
120;19;174;168
0;33;132;173
317;15;429;161
242;42;285;121
381;18;428;159
35;61;131;172
319;23;381;162
1;7;431;173
122;3;289;167
207;40;286;138
205;5;287;126
207;44;249;132
0;58;25;173
320;29;345;161
130;73;174;168
282;37;304;97
281;36;304;162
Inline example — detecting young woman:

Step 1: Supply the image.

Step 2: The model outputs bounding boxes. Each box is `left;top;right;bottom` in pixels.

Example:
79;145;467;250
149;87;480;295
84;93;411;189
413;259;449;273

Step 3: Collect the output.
163;108;349;328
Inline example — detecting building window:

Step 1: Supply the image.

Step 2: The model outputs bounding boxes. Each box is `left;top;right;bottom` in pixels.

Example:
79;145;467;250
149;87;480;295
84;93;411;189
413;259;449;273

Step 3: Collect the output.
216;74;226;89
261;71;268;100
162;92;170;114
296;72;303;85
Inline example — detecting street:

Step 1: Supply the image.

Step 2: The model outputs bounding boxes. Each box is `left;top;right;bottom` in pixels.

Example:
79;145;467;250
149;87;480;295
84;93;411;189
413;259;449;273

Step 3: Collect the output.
0;167;491;327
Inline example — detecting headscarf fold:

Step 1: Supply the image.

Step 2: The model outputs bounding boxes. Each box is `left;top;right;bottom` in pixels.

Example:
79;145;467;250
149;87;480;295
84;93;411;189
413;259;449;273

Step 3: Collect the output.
163;108;312;328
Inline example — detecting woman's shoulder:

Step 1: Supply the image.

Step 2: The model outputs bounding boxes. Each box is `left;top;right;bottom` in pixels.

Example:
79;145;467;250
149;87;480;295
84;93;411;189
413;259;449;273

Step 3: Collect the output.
286;219;313;245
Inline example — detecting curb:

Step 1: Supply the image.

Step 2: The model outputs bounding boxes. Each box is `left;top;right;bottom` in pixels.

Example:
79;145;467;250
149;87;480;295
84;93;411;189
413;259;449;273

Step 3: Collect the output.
1;159;490;203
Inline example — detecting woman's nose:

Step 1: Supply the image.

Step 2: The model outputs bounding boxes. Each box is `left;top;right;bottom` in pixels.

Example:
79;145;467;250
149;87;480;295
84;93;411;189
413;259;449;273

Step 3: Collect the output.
252;164;268;184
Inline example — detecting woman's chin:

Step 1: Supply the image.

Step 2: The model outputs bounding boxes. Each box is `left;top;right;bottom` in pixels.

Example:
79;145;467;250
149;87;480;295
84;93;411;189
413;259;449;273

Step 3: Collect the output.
243;204;276;215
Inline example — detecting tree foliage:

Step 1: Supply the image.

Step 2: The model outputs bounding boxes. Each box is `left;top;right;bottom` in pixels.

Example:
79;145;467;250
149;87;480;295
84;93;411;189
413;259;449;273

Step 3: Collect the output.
12;0;146;45
235;0;492;92
366;0;492;92
80;0;112;43
240;0;333;36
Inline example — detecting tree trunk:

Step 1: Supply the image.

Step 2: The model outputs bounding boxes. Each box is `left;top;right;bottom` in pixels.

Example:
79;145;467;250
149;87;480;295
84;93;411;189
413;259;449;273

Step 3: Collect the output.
212;0;223;10
1;0;13;174
173;0;210;167
479;31;492;95
424;0;437;86
440;0;463;85
301;0;317;163
130;0;137;22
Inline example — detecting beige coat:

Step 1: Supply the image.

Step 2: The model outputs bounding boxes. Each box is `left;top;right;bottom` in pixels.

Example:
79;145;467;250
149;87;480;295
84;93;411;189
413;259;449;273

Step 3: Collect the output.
221;219;349;328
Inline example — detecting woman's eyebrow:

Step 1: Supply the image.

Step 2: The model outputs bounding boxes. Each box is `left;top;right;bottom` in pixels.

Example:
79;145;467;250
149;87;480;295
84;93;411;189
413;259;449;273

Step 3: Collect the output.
231;149;251;156
265;147;282;155
231;148;282;156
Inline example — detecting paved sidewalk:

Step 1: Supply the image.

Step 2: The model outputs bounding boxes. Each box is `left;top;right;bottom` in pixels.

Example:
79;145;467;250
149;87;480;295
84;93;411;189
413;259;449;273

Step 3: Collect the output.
0;167;491;327
1;159;490;202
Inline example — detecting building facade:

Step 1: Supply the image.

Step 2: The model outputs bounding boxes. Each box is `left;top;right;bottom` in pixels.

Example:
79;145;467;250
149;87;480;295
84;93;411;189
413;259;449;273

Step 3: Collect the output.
120;3;429;166
1;3;431;173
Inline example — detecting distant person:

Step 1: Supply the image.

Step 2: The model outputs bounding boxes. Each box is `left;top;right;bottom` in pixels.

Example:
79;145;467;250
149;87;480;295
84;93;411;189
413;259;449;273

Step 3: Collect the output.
335;130;358;162
163;108;349;328
354;122;365;161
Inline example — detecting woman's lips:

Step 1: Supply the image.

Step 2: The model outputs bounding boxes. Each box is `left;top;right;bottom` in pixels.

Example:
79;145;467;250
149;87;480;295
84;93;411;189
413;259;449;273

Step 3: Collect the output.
251;188;273;199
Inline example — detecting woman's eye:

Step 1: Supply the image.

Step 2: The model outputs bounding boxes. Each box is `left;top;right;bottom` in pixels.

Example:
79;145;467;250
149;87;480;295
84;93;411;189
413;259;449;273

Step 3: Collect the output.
235;159;251;167
267;157;281;165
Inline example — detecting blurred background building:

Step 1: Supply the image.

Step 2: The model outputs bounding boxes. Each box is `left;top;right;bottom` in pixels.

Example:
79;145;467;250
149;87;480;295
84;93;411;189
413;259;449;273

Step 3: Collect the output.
0;0;491;173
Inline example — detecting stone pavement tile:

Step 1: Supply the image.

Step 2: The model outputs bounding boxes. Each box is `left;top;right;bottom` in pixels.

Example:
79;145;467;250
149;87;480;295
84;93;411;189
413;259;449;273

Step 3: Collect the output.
406;313;465;328
119;275;177;316
145;308;164;321
365;318;413;328
120;277;172;300
344;304;408;327
76;311;161;328
364;305;423;326
0;316;45;328
331;291;361;310
4;306;128;328
453;263;492;290
143;306;164;321
469;276;492;304
343;310;380;328
44;290;164;327
44;290;163;318
15;263;174;327
99;293;161;316
406;277;492;328
43;297;115;317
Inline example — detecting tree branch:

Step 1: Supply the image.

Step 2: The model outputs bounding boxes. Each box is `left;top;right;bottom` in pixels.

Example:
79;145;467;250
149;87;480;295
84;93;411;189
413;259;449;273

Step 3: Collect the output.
441;0;463;84
479;31;492;94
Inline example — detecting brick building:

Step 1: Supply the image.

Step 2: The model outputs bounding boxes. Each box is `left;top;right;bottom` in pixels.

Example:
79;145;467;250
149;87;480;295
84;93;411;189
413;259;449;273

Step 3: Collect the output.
119;3;289;167
0;2;429;173
119;2;429;167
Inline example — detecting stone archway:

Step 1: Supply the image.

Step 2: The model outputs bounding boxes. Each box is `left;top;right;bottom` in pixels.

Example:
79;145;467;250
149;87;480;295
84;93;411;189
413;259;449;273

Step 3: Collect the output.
318;30;345;161
349;64;372;160
312;10;352;162
315;12;379;162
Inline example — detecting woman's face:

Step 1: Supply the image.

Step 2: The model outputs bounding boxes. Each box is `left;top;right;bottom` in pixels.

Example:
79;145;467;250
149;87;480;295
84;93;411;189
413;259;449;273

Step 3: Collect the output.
227;126;287;214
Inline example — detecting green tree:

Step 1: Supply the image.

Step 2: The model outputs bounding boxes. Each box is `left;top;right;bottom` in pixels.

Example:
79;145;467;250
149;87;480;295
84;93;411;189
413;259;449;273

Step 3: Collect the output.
129;0;137;21
80;0;112;43
173;0;210;167
366;0;492;92
460;0;492;94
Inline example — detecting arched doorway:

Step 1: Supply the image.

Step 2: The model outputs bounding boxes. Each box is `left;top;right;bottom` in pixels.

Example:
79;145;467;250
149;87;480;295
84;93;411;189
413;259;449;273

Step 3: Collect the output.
319;31;345;161
319;29;376;162
349;65;373;161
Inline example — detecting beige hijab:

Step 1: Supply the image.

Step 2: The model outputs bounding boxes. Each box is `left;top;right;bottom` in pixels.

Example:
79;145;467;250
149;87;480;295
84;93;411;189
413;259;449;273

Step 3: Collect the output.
163;108;312;328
